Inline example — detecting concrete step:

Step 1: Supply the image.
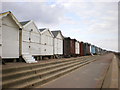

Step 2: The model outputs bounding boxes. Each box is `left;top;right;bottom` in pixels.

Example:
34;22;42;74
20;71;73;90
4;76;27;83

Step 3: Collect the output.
22;54;37;63
2;56;99;88
3;57;88;75
3;59;83;82
3;58;97;88
27;59;97;88
3;56;95;78
2;59;87;88
24;57;35;60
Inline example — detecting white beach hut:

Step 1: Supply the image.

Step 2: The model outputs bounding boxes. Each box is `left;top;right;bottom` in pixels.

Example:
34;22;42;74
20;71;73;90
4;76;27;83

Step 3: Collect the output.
39;28;54;58
51;30;63;58
75;40;80;56
0;11;22;60
20;20;40;63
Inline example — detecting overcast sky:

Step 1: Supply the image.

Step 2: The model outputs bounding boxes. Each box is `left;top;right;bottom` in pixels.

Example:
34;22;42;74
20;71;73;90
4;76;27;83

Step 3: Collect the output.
1;0;119;52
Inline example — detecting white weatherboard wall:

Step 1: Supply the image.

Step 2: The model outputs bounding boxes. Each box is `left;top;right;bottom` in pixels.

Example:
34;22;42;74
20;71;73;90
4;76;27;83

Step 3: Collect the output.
90;45;92;53
2;15;19;58
75;41;80;54
0;18;2;57
90;45;93;56
53;33;63;55
41;30;53;56
22;30;30;54
22;21;41;56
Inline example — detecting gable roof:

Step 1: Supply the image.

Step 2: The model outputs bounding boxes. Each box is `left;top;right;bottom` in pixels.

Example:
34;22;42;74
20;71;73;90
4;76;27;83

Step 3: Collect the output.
0;11;22;28
20;20;40;33
39;28;54;37
51;31;59;37
51;30;64;38
64;37;71;40
39;28;47;32
20;20;30;26
0;11;10;16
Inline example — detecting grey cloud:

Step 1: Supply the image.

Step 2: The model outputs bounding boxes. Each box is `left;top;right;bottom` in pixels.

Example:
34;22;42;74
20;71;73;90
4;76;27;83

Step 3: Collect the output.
2;1;118;52
2;2;65;24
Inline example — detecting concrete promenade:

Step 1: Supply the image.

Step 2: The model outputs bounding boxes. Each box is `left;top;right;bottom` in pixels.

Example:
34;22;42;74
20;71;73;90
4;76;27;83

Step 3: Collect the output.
42;53;114;88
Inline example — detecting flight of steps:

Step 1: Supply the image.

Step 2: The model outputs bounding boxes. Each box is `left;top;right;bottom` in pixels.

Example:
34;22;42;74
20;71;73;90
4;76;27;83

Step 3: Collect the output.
22;54;37;63
2;56;99;88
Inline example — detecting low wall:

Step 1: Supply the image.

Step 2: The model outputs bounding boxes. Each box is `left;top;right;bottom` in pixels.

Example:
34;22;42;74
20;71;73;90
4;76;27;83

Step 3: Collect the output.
102;54;118;88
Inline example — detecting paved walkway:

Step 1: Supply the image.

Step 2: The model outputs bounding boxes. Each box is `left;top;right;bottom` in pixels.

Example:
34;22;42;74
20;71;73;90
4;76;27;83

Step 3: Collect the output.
42;53;114;88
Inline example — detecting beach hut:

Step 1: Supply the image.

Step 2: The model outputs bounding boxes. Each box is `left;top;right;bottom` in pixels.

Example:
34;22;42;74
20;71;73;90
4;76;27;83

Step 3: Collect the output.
87;43;91;55
90;45;96;55
0;11;22;60
84;43;91;55
39;28;54;59
75;40;80;56
95;46;99;55
63;37;71;57
79;42;84;56
70;39;76;57
20;20;39;63
51;30;63;58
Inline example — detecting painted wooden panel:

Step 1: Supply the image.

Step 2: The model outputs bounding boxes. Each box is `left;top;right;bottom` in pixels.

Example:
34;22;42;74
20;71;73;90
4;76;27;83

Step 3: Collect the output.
75;41;80;54
41;34;53;45
90;45;96;54
24;21;39;33
0;46;1;57
22;30;30;42
30;33;40;43
42;30;52;37
2;15;19;58
41;34;47;45
58;39;63;54
41;30;53;55
22;41;30;54
46;45;53;55
56;33;63;39
54;38;57;54
2;15;18;28
30;43;41;55
41;44;46;55
0;18;2;57
41;44;53;55
90;45;92;53
53;38;63;55
22;21;41;56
